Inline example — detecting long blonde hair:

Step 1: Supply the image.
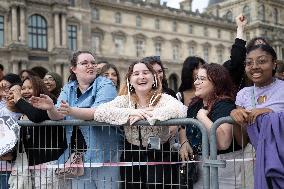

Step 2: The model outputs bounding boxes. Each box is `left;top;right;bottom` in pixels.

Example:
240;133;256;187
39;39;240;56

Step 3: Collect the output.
119;61;163;108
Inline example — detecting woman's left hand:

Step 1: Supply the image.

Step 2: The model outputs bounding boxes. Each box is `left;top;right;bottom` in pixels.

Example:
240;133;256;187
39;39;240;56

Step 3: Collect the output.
196;109;209;120
58;100;72;116
248;108;273;124
129;115;143;125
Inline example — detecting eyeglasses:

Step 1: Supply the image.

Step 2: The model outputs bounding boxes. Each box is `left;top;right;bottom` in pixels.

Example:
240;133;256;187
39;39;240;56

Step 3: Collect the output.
244;56;270;67
194;76;208;82
141;56;161;64
43;77;55;82
77;60;97;67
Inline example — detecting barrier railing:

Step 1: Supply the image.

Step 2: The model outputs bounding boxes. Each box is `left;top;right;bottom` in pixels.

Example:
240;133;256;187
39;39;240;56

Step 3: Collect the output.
209;116;235;189
209;116;255;189
16;118;210;189
1;117;254;189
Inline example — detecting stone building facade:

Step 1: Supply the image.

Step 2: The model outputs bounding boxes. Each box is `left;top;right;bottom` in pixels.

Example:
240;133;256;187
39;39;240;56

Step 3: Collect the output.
0;0;283;90
207;0;284;60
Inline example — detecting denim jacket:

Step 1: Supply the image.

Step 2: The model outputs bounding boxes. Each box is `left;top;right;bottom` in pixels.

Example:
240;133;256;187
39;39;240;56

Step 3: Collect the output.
56;76;122;163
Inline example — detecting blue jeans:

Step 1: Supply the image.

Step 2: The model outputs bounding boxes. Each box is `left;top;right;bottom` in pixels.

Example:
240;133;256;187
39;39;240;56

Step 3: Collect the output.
58;125;123;189
0;172;10;189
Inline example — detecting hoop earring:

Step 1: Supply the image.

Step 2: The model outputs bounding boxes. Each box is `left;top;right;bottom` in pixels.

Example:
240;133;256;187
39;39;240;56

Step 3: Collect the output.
129;84;135;92
152;75;157;89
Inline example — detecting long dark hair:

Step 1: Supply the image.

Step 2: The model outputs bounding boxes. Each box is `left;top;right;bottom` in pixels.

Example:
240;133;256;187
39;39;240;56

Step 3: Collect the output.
100;63;121;91
23;76;51;98
140;56;169;89
68;51;95;81
179;56;206;92
190;63;236;112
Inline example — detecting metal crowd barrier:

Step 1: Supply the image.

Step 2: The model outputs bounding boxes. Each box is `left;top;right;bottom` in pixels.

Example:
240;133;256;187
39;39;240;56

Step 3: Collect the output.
1;118;255;188
209;116;255;189
16;118;210;189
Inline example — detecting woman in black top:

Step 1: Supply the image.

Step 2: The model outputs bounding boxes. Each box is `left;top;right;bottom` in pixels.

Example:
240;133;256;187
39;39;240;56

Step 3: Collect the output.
9;76;67;188
179;64;242;188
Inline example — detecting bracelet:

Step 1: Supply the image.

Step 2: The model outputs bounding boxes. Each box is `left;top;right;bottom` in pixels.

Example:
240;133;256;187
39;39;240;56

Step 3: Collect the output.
180;140;188;148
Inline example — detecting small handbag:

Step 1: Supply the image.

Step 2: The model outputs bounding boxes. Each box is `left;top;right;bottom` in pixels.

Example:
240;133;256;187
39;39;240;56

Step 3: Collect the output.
55;152;84;178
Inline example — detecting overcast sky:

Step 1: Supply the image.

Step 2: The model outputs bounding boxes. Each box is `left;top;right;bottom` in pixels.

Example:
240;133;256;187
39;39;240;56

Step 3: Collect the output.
161;0;209;12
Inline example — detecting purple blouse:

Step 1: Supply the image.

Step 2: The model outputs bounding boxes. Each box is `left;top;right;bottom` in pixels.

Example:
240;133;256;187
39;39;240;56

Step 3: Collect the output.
236;79;284;112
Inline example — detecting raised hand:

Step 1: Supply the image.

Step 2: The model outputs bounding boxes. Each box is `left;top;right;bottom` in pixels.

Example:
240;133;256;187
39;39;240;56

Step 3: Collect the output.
9;85;22;103
236;13;247;28
0;81;9;99
30;94;54;110
58;100;72;116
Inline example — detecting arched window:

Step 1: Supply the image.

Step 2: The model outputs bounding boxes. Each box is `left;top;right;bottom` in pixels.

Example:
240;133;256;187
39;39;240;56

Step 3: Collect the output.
28;14;47;50
258;4;265;21
115;12;121;24
226;11;233;22
243;5;251;23
169;74;178;92
273;8;278;24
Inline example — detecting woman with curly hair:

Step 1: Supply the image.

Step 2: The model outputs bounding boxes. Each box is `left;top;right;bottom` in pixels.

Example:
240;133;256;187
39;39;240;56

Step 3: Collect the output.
179;63;242;188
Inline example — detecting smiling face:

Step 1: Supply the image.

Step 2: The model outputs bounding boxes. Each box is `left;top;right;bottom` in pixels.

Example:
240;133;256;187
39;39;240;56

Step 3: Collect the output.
194;68;214;101
103;68;118;86
43;74;56;92
245;48;276;87
129;63;155;94
71;53;97;84
21;79;34;100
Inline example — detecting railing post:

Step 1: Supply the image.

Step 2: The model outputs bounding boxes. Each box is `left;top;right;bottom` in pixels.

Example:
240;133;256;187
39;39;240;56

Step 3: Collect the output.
209;116;235;189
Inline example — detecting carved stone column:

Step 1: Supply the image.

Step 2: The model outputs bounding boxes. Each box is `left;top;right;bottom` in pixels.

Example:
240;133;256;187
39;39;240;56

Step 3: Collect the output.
20;7;25;42
62;14;67;47
54;13;60;47
11;6;18;42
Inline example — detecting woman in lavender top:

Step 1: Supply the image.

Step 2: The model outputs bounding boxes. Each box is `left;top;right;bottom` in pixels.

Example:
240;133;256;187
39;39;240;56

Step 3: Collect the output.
231;44;284;146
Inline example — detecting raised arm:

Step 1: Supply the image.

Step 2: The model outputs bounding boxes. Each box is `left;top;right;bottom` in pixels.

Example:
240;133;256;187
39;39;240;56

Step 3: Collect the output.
30;94;64;120
58;101;96;120
223;14;247;88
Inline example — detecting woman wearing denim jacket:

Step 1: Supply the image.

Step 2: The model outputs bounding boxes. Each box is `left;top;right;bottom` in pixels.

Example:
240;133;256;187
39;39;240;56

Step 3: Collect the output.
31;51;122;189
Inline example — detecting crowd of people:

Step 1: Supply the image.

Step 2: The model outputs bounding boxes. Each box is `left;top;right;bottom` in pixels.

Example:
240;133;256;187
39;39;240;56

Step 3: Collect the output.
0;13;284;189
